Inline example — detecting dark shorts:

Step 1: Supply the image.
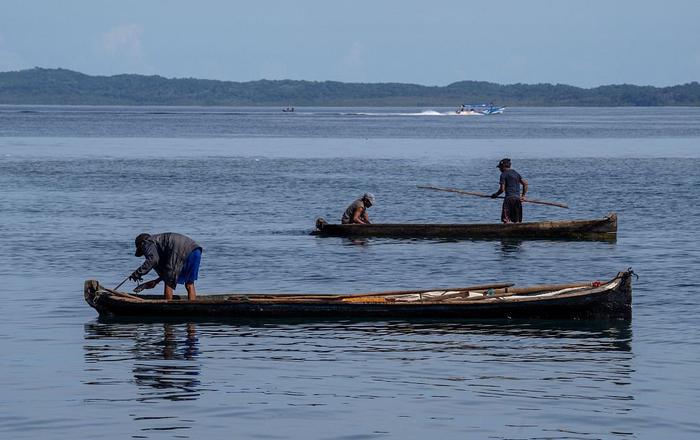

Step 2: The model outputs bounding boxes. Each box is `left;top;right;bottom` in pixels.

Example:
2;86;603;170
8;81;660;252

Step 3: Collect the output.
501;197;523;223
177;248;202;285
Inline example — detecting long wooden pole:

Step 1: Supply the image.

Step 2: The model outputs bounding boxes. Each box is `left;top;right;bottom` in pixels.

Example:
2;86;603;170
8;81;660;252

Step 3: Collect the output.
333;282;514;299
235;282;515;301
113;276;130;291
417;185;569;209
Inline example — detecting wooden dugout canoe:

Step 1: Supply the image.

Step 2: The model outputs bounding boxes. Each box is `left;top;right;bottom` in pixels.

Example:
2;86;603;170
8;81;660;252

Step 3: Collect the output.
313;213;617;240
84;270;633;321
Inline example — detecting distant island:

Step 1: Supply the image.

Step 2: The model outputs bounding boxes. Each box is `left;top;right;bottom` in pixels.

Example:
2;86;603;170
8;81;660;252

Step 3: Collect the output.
1;67;699;106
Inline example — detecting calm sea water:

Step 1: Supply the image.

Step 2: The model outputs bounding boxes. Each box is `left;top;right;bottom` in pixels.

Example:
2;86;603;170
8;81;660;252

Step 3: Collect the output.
1;106;699;439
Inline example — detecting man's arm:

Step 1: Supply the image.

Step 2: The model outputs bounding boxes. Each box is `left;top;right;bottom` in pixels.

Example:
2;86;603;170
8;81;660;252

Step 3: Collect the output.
520;178;528;199
361;210;371;224
491;183;505;198
133;277;162;293
130;242;159;280
352;207;368;224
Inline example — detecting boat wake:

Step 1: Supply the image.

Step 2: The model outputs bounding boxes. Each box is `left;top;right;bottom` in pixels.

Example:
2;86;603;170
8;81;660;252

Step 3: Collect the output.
348;105;505;117
350;110;469;116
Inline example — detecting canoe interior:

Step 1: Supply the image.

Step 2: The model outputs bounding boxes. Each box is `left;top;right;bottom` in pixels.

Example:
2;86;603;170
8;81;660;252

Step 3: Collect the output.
312;213;617;240
84;270;633;321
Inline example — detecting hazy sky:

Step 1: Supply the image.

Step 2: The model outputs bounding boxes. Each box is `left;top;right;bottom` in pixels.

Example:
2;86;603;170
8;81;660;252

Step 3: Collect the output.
1;1;698;87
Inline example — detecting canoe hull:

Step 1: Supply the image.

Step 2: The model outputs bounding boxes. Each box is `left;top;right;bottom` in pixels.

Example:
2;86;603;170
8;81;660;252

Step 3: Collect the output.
313;214;617;240
84;271;632;321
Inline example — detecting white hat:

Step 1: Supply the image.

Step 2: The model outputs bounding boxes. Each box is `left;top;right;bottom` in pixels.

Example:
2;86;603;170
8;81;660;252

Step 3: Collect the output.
363;192;375;204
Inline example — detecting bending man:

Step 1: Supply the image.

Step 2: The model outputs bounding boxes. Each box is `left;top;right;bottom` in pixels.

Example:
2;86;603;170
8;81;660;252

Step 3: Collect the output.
129;232;203;301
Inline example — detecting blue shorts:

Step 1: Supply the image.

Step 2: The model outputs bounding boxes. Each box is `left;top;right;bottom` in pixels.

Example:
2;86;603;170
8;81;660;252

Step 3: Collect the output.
177;248;202;285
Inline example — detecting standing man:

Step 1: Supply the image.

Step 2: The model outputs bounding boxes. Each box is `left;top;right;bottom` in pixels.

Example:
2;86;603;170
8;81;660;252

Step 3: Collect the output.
491;158;528;223
341;193;375;224
129;232;203;301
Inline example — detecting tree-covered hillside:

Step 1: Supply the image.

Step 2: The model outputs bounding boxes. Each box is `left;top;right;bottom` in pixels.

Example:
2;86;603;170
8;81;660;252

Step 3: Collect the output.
1;68;699;106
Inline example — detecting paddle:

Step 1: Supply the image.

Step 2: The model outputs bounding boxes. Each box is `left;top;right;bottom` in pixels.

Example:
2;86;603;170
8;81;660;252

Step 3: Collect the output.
417;185;569;209
113;274;146;292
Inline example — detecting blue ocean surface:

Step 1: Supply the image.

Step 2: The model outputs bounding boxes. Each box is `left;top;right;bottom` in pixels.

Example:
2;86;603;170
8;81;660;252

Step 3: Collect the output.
1;106;699;439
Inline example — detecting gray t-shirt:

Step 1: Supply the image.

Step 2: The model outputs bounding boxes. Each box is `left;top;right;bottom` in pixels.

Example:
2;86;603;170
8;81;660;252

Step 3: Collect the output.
342;199;366;224
500;169;523;198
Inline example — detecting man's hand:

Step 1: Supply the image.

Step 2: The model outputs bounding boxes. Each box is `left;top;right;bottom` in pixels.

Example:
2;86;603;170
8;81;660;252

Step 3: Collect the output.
520;194;527;201
134;279;159;293
490;193;499;199
129;272;143;282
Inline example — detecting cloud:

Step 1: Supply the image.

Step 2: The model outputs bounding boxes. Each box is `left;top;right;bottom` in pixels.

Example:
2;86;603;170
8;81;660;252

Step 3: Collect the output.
0;33;24;71
340;42;365;70
94;24;152;73
97;24;143;57
336;42;367;82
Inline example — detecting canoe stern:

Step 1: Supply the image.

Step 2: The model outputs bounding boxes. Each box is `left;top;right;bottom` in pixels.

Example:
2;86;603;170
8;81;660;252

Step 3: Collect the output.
84;279;109;315
608;269;633;318
576;269;632;320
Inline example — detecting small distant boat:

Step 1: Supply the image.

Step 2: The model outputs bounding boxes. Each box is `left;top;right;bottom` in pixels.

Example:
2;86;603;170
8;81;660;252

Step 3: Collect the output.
282;107;295;112
84;270;633;320
313;213;617;241
456;104;505;115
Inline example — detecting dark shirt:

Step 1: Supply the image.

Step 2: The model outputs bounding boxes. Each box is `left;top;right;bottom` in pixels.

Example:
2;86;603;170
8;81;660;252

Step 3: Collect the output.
134;233;202;288
500;169;523;198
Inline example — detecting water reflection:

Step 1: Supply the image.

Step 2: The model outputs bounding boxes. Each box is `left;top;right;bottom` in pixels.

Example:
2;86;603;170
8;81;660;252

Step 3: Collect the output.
342;237;369;246
132;323;200;402
85;322;201;402
83;319;634;439
499;238;523;254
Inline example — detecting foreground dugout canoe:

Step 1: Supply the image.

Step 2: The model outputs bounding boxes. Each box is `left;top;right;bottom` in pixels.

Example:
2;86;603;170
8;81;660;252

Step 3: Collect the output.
84;270;633;321
313;213;617;240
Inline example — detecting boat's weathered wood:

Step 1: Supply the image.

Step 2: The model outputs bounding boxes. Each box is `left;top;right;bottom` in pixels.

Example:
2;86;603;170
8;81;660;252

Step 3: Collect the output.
226;283;513;300
83;270;633;321
417;185;569;209
501;282;592;295
409;283;589;304
379;282;591;303
333;282;514;299
313;214;616;240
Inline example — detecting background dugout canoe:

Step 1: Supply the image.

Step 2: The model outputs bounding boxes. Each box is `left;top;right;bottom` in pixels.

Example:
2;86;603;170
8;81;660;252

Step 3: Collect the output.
313;213;617;240
84;270;633;321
